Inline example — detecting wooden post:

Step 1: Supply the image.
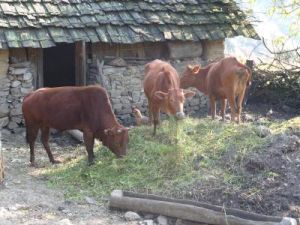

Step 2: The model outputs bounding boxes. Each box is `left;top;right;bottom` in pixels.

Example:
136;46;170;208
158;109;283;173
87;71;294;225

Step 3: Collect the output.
0;131;4;184
246;60;254;71
75;41;86;86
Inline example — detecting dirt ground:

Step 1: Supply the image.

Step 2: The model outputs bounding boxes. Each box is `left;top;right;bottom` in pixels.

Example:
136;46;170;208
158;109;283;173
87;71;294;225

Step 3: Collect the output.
0;104;299;224
0;130;130;225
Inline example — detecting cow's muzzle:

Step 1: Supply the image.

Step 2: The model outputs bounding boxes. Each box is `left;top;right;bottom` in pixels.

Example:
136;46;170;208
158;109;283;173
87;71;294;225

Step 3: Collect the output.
175;112;185;120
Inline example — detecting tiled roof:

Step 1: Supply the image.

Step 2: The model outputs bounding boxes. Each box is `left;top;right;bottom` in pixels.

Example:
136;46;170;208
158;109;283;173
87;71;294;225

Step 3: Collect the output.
0;0;259;49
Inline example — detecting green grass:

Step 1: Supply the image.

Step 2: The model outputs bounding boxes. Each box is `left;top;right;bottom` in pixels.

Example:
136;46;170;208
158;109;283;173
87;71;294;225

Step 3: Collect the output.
42;117;299;201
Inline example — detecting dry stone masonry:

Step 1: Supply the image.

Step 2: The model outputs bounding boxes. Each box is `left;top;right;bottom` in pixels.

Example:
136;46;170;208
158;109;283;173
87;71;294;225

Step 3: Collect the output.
6;62;34;130
88;58;208;125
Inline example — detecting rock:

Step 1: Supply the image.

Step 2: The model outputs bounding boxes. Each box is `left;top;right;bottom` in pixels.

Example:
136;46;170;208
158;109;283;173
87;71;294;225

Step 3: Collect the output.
11;68;29;76
54;219;73;225
157;215;168;225
20;87;33;95
139;220;154;225
124;211;141;221
10;61;30;68
84;196;97;205
0;117;9;127
23;72;32;81
244;113;255;122
10;106;22;116
0;103;9;117
11;80;21;88
255;125;271;138
107;57;127;67
7;121;18;130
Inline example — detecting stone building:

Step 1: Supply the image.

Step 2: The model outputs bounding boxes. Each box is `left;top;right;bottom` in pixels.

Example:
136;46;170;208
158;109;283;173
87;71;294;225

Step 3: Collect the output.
0;0;258;129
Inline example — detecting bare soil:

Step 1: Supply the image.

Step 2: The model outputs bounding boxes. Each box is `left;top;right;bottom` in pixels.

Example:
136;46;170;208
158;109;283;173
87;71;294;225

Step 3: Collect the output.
0;104;299;224
0;130;129;225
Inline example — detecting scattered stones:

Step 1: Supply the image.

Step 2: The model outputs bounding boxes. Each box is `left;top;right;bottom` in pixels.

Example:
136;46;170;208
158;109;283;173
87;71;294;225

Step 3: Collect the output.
139;220;154;225
125;211;141;221
255;125;271;138
157;215;168;225
84;196;97;205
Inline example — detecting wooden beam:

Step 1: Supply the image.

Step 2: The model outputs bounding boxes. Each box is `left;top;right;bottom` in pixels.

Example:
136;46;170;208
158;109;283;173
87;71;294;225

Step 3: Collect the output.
110;190;297;225
27;48;43;89
75;41;86;86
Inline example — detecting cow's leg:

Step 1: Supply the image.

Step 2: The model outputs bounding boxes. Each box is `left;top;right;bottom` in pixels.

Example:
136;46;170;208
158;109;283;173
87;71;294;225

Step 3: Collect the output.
152;108;160;136
148;101;153;125
26;125;39;167
236;90;246;124
227;93;237;123
220;98;227;121
83;130;95;165
41;127;59;164
209;96;216;120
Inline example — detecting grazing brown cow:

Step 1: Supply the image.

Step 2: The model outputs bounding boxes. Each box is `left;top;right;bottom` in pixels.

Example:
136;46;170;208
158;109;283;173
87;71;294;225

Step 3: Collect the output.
22;85;129;166
132;106;149;126
180;57;251;123
143;59;195;135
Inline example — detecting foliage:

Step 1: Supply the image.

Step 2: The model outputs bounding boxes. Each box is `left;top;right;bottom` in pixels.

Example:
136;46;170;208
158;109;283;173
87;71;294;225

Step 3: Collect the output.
41;118;277;201
249;68;300;108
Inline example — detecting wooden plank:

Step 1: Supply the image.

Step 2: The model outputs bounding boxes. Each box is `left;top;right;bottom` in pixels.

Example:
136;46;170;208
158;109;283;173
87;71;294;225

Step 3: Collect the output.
75;41;86;86
110;190;297;225
27;48;43;89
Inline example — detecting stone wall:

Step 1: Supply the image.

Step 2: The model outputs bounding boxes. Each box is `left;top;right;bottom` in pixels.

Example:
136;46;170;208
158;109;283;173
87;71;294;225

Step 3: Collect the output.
6;62;34;130
88;58;209;125
0;50;10;128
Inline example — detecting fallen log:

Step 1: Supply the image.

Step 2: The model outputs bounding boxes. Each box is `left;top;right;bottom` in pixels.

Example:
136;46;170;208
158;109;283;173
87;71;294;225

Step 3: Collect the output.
110;190;298;225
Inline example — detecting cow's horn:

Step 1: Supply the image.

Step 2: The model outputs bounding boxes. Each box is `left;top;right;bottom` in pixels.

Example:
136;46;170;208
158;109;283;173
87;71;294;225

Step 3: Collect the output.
117;129;122;133
104;129;109;135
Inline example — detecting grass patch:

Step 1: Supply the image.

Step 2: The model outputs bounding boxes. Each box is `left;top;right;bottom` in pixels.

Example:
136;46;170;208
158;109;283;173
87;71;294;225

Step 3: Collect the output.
42;117;298;201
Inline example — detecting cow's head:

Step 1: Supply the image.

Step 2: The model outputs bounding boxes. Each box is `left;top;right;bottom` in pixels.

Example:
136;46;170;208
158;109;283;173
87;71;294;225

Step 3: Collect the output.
155;88;195;120
180;65;201;89
103;126;129;157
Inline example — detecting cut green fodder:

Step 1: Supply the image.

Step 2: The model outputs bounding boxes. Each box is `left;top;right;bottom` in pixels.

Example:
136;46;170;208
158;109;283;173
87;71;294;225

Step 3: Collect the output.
42;117;297;201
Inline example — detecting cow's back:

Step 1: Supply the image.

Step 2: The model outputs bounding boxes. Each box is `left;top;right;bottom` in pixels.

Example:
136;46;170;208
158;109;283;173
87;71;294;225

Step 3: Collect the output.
144;60;179;98
22;86;111;132
206;57;250;97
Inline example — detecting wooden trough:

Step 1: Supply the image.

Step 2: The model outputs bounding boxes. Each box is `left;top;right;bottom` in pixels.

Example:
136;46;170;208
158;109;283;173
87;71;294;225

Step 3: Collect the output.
110;190;298;225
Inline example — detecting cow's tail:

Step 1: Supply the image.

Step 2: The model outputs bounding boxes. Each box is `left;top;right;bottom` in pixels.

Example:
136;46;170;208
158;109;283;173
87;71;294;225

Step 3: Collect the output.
237;67;251;86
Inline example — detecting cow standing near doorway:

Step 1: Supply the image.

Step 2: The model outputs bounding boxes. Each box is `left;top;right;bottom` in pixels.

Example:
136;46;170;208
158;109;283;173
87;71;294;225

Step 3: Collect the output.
22;85;129;166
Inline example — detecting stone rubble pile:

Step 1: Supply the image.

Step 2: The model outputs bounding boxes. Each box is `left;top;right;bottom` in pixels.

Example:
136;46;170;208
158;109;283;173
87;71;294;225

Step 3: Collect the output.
6;62;34;130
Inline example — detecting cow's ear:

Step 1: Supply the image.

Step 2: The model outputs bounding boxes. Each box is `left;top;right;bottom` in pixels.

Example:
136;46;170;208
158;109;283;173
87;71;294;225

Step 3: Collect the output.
155;91;168;100
184;90;196;99
191;65;200;74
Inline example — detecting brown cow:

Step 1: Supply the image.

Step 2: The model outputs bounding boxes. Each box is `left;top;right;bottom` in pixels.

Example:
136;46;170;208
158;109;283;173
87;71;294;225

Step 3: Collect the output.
22;85;129;166
143;59;195;135
180;57;251;123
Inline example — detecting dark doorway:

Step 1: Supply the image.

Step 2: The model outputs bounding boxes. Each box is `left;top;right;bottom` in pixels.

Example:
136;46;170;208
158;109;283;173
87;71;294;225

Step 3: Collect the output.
43;43;75;87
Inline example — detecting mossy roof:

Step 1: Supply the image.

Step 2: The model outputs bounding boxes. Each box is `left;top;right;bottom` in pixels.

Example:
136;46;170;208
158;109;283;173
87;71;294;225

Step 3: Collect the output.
0;0;259;49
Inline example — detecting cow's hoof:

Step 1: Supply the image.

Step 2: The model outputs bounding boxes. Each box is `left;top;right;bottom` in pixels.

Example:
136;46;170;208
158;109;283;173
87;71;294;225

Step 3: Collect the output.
51;160;61;164
88;161;95;166
30;162;38;168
